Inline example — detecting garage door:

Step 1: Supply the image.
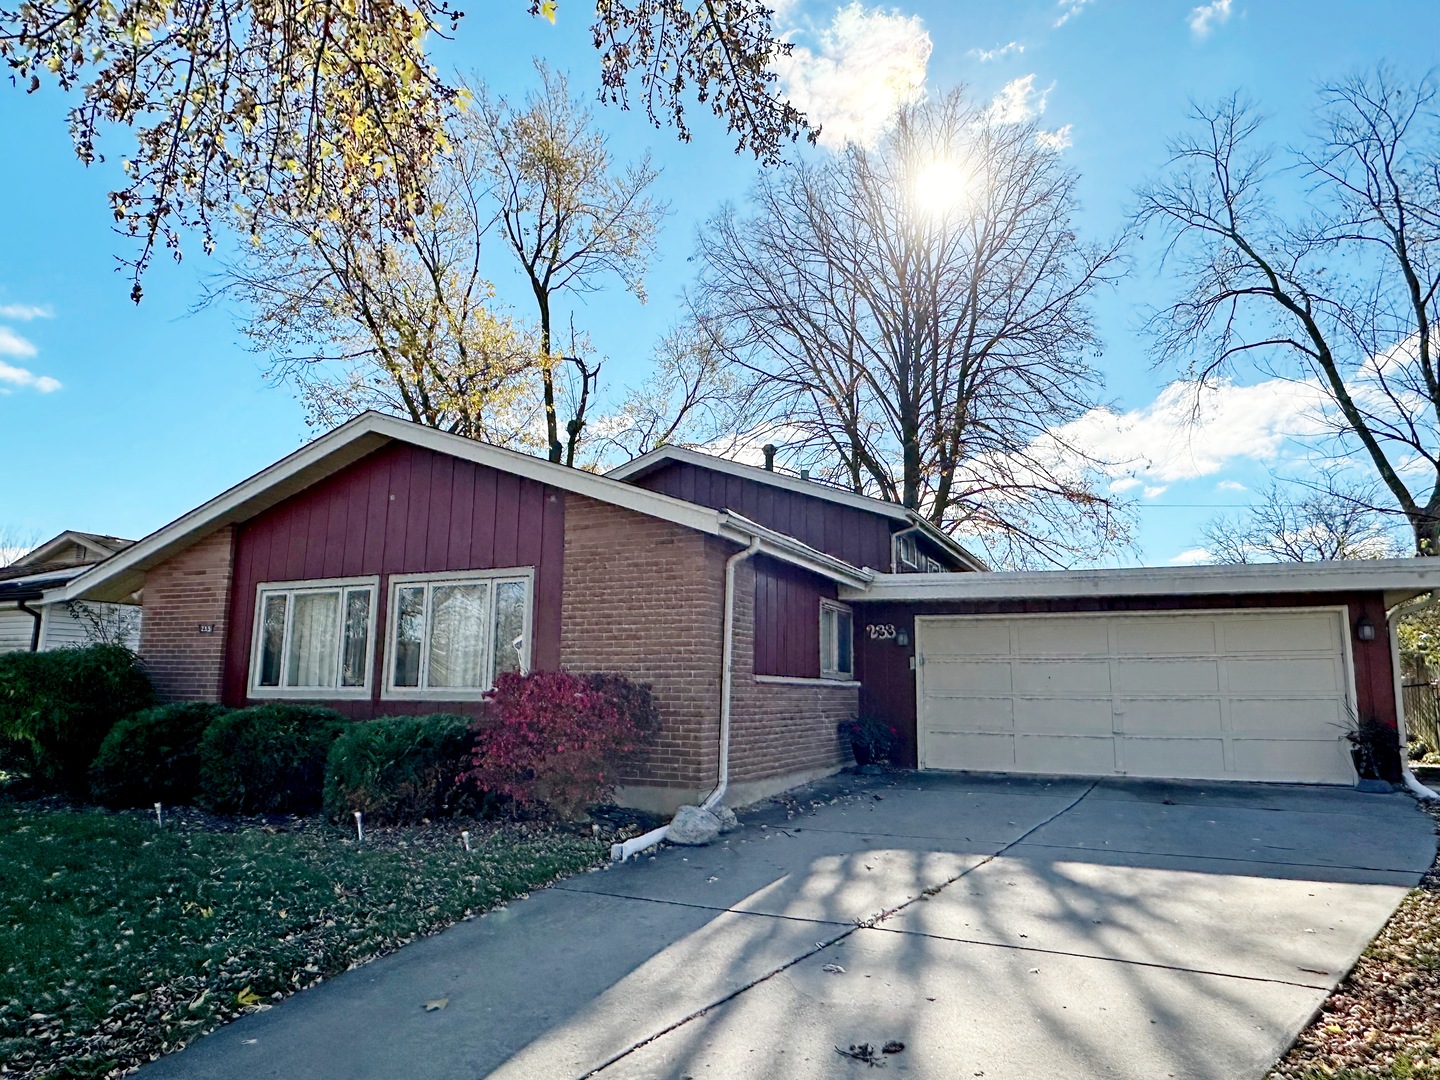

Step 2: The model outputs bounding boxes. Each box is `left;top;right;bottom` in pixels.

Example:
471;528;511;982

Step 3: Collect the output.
917;610;1357;784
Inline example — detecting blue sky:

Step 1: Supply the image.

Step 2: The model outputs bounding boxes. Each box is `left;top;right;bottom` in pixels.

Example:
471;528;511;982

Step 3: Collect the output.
1;0;1436;566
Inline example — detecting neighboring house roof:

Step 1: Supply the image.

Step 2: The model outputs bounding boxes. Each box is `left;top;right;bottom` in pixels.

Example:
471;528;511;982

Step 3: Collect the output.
14;530;133;569
0;565;89;604
845;559;1440;609
59;412;875;606
607;445;989;572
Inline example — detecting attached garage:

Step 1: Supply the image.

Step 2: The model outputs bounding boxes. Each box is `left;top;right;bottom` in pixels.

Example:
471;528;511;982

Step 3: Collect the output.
916;609;1356;785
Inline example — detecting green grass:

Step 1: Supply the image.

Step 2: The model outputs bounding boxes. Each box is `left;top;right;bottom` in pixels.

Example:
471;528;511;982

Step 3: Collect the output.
0;804;603;1079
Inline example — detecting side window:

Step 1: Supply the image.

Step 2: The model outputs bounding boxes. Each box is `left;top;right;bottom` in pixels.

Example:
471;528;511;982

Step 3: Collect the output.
820;601;855;679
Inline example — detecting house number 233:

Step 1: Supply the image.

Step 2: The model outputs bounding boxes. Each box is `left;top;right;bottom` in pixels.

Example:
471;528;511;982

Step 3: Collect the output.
866;623;897;640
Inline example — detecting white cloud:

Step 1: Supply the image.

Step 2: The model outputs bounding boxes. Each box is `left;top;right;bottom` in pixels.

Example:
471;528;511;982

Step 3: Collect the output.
1036;123;1073;151
1053;0;1098;28
0;360;61;393
0;326;38;359
989;74;1051;124
1142;485;1169;499
1055;378;1332;485
972;41;1024;62
0;303;52;321
1215;479;1247;493
1168;547;1213;565
1109;476;1142;494
773;2;932;150
1188;0;1232;39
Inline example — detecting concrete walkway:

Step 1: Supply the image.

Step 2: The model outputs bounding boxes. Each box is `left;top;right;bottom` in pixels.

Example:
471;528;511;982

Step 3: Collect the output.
140;772;1436;1080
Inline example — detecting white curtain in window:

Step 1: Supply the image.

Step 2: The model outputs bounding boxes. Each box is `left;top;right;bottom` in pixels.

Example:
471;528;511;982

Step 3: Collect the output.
428;583;490;688
286;591;340;687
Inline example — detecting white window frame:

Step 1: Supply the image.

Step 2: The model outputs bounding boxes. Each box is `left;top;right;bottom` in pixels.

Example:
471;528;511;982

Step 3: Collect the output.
894;532;919;572
248;576;380;699
382;567;535;701
820;599;855;680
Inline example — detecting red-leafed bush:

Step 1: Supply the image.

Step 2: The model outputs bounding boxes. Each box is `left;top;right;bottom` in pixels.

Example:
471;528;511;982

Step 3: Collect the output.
464;670;659;819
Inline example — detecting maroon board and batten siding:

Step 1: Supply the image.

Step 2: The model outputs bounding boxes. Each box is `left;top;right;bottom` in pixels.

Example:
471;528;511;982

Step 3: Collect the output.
628;460;897;570
222;441;565;717
752;555;839;679
854;591;1401;780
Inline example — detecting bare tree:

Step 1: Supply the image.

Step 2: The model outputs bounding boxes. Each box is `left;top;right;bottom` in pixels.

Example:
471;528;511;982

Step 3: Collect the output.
1138;67;1440;553
0;527;41;568
473;63;669;465
213;126;541;445
1200;475;1405;564
691;89;1128;567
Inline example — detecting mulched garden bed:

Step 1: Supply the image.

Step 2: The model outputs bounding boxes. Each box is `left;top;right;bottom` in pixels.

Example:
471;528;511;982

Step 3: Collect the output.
1269;800;1440;1080
0;796;647;1080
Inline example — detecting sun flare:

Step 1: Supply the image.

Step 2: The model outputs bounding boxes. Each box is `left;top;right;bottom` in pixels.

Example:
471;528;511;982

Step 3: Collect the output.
913;160;969;216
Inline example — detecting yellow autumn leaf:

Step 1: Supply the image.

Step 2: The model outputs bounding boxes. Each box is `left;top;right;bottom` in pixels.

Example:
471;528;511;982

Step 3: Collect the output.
236;985;263;1006
539;1;557;24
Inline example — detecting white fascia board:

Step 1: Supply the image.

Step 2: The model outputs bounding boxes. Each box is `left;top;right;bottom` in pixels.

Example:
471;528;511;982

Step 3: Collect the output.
719;513;873;587
840;558;1440;603
609;445;913;523
62;411;865;603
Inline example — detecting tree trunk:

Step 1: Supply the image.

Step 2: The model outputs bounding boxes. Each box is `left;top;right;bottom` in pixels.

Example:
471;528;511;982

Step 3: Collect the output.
535;289;562;463
1410;505;1440;556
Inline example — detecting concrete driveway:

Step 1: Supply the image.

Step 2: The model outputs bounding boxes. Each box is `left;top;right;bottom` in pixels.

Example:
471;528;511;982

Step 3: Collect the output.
141;772;1436;1080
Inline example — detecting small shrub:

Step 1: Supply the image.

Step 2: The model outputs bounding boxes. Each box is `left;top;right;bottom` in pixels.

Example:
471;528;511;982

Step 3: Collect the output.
464;671;659;819
324;714;479;824
90;701;229;807
1345;714;1401;781
197;704;348;814
1409;739;1433;762
0;644;153;792
839;714;901;766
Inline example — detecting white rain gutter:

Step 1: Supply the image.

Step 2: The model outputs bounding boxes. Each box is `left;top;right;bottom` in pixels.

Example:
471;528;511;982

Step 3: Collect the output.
611;535;763;861
1387;594;1440;801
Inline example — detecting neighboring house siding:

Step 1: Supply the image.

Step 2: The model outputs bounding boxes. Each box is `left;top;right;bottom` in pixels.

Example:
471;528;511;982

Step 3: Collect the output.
854;591;1399;772
140;527;236;702
729;558;856;795
629;460;896;570
38;602;142;651
0;607;37;653
222;441;566;716
560;494;728;804
752;556;831;679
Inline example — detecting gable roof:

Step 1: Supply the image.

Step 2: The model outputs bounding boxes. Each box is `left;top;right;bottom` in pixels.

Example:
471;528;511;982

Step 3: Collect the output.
607;445;989;572
59;413;873;605
14;530;133;569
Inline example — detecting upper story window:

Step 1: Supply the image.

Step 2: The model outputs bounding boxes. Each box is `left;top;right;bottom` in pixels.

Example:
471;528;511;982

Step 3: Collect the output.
250;577;379;698
385;568;532;699
820;600;854;680
894;533;919;572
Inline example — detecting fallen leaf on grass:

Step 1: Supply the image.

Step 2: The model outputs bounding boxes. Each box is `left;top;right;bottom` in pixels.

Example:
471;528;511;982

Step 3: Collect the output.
235;987;263;1007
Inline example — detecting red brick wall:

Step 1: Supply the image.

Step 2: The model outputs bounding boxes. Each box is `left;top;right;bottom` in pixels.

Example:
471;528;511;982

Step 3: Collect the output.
560;496;729;794
730;559;857;786
139;527;235;702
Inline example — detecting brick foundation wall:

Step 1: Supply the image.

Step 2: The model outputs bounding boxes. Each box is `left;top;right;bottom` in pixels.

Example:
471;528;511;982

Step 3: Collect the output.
729;559;857;786
139;527;235;702
560;496;729;794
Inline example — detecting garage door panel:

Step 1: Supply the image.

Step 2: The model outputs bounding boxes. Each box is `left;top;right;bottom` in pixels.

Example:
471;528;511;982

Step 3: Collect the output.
918;611;1356;786
1113;658;1220;694
923;695;1013;734
1115;698;1223;738
925;731;1015;772
1115;619;1217;655
1119;736;1227;779
1226;657;1345;694
1230;698;1349;739
1015;697;1113;735
1222;613;1341;655
1016;734;1115;774
1013;660;1110;694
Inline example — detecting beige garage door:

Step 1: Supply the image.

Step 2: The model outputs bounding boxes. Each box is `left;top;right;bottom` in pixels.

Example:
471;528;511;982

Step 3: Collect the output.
917;610;1357;785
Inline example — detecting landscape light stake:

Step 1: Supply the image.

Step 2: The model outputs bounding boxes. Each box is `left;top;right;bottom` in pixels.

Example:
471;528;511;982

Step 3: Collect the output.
461;830;472;852
353;811;364;844
154;802;163;828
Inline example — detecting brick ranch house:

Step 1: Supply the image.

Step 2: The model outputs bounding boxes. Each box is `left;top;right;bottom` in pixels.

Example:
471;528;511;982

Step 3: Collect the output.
55;412;1440;811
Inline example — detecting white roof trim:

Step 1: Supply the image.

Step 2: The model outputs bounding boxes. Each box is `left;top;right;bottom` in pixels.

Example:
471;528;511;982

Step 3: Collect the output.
62;412;870;603
607;445;988;572
841;559;1440;604
15;530;126;568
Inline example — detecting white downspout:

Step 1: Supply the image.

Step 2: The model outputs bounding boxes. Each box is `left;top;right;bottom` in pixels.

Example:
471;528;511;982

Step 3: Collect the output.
611;533;762;861
1386;596;1440;801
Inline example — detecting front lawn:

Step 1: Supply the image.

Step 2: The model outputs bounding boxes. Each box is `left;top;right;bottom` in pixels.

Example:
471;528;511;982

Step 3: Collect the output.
1270;802;1440;1080
0;801;605;1079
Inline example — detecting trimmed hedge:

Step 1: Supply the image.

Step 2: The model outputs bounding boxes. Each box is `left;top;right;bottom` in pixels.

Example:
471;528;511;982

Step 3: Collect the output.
197;704;348;814
89;701;229;807
323;714;477;825
0;645;153;792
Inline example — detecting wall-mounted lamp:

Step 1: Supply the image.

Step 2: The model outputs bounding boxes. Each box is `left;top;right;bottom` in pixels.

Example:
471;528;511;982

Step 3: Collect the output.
896;630;910;647
1355;615;1376;642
